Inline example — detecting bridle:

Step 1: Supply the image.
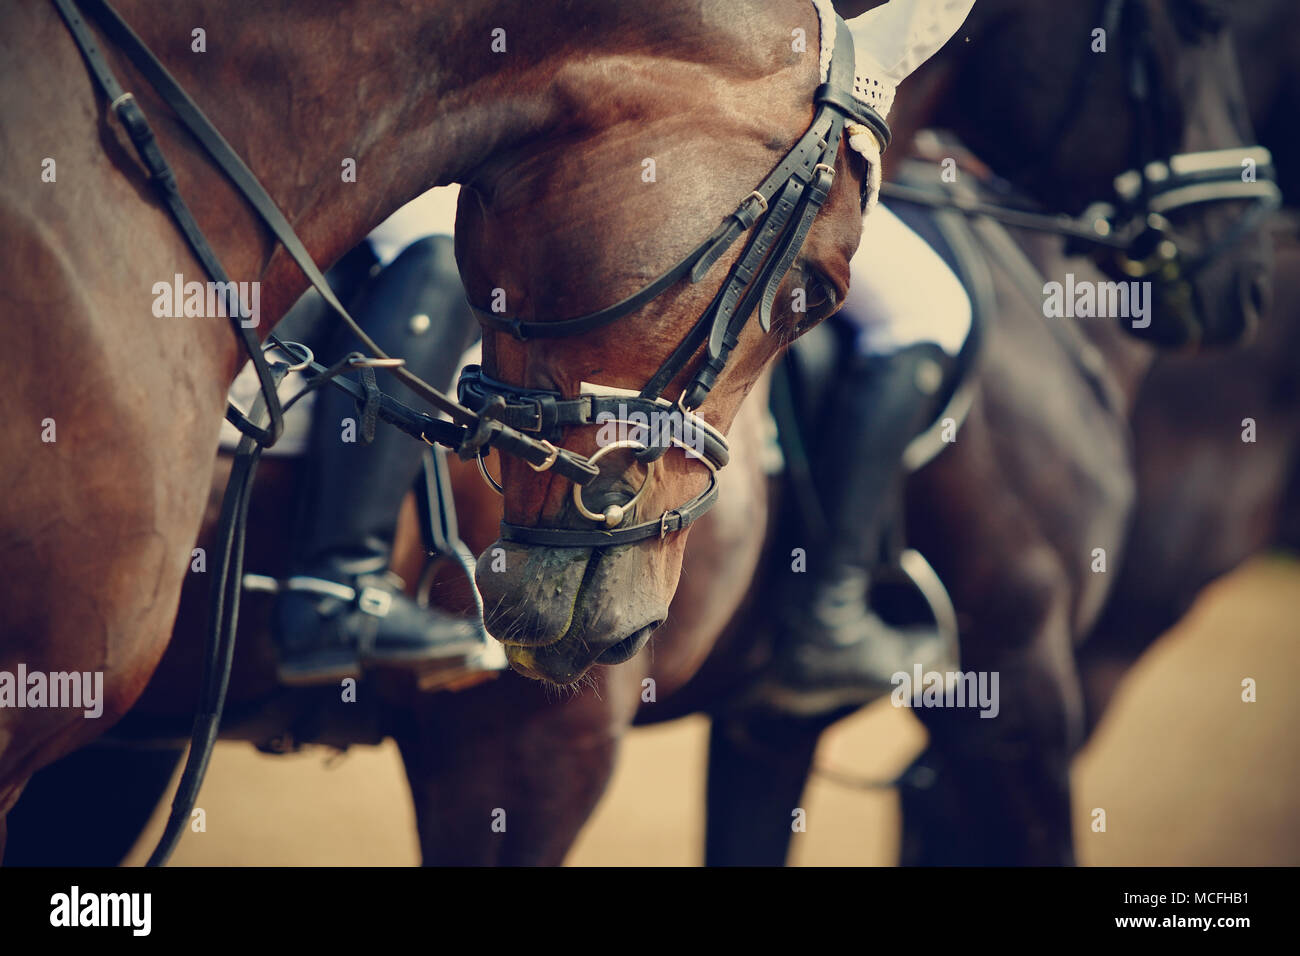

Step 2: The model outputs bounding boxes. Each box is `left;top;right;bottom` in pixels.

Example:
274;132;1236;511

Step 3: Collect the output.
880;0;1280;346
48;0;885;862
458;13;888;547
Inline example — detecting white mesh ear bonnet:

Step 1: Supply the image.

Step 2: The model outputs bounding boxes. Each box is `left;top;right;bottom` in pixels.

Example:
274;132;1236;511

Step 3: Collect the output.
848;0;977;120
812;0;977;210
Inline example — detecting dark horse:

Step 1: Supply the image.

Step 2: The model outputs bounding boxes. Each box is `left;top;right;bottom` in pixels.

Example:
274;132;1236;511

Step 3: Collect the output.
1080;0;1300;758
1;0;880;862
889;0;1294;866
706;0;1286;866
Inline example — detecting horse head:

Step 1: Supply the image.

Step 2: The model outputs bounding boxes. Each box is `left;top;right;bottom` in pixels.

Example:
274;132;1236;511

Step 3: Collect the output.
453;0;970;683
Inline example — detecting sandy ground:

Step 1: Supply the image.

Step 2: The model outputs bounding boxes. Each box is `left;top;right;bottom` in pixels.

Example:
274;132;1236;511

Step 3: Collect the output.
124;556;1300;866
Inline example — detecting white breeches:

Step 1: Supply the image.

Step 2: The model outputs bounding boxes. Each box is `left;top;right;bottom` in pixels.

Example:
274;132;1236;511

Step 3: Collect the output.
837;202;971;357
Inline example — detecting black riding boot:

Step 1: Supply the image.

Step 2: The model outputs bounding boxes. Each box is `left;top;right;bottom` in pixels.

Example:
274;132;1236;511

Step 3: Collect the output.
768;341;958;714
274;235;482;686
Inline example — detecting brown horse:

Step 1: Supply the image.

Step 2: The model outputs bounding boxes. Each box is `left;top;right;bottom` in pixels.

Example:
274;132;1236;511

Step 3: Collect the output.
3;0;1274;868
0;0;875;862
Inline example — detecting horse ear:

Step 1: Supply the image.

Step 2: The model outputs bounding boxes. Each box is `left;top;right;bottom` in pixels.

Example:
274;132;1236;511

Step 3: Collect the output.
847;0;977;119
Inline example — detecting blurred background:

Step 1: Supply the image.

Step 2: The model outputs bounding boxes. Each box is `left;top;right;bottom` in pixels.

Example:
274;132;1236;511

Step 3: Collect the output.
125;555;1299;866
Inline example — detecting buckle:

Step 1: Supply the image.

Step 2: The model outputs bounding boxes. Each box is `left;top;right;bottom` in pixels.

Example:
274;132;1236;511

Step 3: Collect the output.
527;439;560;473
734;191;769;230
109;91;135;117
809;162;836;199
522;439;559;473
521;392;558;434
659;510;680;540
346;354;405;369
262;340;314;373
521;397;545;431
357;586;393;618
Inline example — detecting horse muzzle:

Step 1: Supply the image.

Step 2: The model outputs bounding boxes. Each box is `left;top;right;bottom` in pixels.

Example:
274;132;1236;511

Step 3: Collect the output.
475;540;669;684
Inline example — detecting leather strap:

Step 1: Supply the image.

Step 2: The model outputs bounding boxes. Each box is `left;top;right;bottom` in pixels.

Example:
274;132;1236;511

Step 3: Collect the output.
144;362;287;866
65;0;576;477
52;0;286;445
458;366;730;471
301;360;600;486
499;472;720;547
473;225;728;340
816;83;890;150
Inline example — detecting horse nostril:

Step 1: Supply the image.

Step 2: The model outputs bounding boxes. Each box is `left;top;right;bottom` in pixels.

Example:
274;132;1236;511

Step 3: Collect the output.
594;622;660;665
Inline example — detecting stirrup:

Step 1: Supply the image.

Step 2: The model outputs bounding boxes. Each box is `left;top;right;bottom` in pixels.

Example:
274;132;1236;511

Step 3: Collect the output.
872;548;960;668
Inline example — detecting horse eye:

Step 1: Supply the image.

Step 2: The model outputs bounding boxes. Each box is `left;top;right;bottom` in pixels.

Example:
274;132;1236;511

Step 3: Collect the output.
805;270;837;315
790;269;838;334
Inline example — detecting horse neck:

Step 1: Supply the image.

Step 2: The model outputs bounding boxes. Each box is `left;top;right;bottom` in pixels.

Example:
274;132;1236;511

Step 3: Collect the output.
106;0;574;323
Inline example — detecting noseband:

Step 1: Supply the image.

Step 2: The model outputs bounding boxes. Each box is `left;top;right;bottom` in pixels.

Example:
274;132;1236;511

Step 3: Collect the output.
457;364;732;547
460;14;888;547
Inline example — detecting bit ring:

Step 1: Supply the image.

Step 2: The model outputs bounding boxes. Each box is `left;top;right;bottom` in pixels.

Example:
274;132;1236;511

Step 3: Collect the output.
572;440;655;527
263;340;314;373
477;450;504;495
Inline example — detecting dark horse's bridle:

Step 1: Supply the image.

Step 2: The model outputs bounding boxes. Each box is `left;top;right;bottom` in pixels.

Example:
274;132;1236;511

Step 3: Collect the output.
51;0;885;863
880;0;1280;346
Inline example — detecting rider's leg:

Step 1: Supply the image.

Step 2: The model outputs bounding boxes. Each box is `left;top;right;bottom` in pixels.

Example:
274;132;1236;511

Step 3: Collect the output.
769;203;969;713
274;234;481;685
